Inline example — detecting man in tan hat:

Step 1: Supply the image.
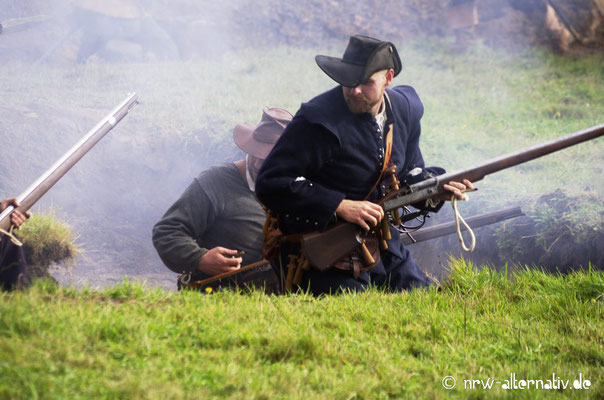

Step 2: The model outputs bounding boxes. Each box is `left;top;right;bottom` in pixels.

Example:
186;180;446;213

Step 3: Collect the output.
152;107;293;292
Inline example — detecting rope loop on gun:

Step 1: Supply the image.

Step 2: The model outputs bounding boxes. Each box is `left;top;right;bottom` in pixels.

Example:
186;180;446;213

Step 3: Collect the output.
451;193;475;252
0;225;23;247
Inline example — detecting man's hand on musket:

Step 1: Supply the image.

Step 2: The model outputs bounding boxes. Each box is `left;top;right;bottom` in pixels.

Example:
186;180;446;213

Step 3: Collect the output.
336;199;385;231
0;198;31;229
440;179;475;201
197;246;243;276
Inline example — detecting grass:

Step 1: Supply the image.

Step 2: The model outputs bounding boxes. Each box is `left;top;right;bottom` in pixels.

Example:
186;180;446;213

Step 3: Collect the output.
18;212;78;269
0;42;601;398
0;262;602;399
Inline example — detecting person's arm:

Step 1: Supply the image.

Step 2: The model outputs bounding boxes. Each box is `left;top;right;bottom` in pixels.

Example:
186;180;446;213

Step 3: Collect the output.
0;198;31;229
334;199;384;231
257;116;405;232
152;179;242;275
196;246;242;276
256;117;346;232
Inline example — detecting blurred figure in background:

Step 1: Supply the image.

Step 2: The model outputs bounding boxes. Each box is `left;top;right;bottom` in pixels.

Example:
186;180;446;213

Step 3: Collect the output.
72;0;179;62
152;107;293;293
446;0;479;50
0;198;31;291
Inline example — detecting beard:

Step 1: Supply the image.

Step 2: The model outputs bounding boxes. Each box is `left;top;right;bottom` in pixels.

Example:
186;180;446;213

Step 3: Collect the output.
344;96;372;114
344;91;384;114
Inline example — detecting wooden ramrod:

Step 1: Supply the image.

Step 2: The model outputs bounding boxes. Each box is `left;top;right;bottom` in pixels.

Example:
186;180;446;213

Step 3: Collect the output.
301;123;604;271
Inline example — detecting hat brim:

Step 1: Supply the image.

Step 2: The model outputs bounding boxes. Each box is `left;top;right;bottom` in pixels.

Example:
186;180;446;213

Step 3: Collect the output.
315;55;367;87
233;122;274;160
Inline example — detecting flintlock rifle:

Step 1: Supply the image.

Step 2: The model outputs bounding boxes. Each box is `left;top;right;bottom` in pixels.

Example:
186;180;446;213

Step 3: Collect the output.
0;93;138;233
301;123;604;271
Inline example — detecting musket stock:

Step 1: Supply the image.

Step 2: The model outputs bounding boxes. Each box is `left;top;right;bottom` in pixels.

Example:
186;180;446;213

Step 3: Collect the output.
301;223;361;271
0;93;138;232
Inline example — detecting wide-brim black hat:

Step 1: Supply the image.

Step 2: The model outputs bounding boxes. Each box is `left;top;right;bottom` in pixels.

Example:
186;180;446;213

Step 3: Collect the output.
315;35;402;87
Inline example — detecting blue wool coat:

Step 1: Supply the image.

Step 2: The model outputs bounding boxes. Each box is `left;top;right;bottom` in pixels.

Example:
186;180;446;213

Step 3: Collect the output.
256;85;444;293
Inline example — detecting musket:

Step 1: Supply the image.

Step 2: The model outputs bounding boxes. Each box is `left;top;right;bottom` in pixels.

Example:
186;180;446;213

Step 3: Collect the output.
0;93;138;233
302;123;604;271
184;259;271;290
184;206;524;290
402;205;524;245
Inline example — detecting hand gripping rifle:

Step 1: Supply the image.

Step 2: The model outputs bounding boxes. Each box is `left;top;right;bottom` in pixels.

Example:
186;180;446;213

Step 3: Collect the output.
301;123;604;271
0;93;138;237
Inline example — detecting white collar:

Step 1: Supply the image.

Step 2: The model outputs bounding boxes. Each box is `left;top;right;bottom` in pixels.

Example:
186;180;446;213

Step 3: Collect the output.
375;99;387;132
245;154;255;192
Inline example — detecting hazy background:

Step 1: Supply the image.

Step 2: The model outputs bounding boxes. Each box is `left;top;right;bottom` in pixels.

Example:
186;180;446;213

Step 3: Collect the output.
1;0;602;289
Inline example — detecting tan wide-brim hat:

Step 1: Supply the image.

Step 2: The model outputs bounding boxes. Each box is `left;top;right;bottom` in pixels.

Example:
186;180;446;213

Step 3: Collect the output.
233;107;293;159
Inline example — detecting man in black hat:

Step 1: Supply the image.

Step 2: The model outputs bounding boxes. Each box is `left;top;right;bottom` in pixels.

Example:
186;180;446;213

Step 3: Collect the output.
152;107;293;292
256;35;473;295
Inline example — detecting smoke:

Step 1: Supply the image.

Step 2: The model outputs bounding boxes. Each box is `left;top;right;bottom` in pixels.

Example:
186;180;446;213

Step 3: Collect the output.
0;0;259;289
3;0;601;64
0;0;601;289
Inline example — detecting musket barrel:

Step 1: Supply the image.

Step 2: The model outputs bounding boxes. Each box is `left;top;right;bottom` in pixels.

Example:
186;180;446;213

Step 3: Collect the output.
382;123;603;212
437;123;604;187
402;206;524;245
306;123;602;270
0;93;138;231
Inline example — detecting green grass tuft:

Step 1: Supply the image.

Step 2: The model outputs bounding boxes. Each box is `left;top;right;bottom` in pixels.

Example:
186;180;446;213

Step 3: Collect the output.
18;212;79;271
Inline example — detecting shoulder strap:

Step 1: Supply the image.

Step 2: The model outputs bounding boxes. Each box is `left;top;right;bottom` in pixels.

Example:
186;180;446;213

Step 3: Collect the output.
363;122;394;200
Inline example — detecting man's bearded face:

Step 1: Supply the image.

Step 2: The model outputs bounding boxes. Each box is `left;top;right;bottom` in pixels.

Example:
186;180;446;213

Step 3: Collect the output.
344;93;380;114
342;70;389;114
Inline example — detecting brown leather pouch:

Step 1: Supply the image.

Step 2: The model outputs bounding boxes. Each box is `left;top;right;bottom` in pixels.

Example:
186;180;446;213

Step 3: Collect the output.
332;236;380;279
